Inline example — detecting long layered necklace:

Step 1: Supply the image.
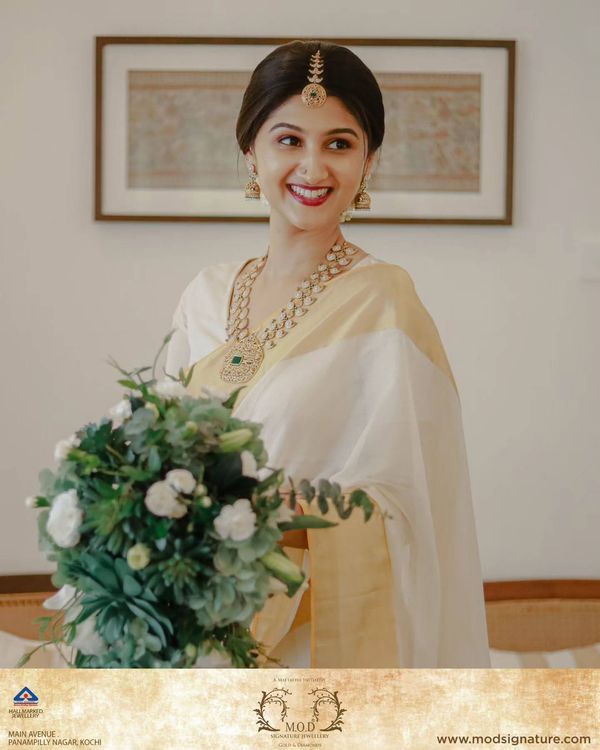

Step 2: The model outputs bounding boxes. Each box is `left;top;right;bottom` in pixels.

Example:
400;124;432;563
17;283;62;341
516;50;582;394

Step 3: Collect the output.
219;239;359;383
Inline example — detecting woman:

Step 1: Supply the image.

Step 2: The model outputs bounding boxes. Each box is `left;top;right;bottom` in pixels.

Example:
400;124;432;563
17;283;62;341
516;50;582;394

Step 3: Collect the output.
166;40;491;668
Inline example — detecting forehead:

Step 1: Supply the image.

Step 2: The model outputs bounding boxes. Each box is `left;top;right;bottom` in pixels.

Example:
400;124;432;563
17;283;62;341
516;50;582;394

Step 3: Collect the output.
261;95;364;136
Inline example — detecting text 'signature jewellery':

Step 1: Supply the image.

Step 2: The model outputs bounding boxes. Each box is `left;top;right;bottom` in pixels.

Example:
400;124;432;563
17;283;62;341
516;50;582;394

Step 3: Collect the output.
219;240;360;383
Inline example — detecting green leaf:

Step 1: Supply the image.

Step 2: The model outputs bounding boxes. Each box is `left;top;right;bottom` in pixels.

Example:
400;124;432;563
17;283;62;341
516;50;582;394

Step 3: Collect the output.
125;603;167;648
317;492;329;515
279;515;338;530
123;408;155;437
114;557;131;586
147;446;162;473
117;379;137;389
123;576;143;597
130;597;174;635
256;469;284;495
102;615;124;644
299;479;315;503
318;478;332;496
349;489;374;521
223;386;246;410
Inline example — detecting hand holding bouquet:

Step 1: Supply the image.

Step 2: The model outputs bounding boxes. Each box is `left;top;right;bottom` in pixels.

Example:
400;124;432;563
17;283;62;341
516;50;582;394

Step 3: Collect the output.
22;334;373;669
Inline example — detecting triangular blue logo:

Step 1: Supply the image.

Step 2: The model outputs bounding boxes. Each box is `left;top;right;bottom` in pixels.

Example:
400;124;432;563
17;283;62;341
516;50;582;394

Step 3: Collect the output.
13;686;39;705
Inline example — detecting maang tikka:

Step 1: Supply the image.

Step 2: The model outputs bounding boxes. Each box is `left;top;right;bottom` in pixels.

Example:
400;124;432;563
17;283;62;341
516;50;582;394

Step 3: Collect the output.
301;49;327;108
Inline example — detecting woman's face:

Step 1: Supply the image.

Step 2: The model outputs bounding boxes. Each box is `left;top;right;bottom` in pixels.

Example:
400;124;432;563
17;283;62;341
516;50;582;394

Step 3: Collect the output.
247;95;373;231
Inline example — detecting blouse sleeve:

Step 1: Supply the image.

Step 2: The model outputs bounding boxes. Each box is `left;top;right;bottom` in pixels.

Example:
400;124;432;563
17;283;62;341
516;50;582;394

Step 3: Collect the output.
165;292;190;379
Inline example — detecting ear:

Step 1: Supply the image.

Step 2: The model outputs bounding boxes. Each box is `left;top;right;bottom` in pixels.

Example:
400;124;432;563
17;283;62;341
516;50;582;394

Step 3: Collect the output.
245;149;256;171
364;151;376;181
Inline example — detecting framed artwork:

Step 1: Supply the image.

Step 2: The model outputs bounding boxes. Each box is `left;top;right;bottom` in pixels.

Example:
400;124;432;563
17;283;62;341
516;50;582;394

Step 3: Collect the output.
95;36;515;224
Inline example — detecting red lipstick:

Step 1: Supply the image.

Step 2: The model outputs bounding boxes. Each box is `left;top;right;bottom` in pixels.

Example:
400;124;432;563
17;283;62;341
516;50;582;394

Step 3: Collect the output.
286;184;333;206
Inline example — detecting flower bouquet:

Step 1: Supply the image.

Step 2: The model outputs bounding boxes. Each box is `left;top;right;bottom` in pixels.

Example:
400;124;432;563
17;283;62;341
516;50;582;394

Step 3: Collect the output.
21;333;373;669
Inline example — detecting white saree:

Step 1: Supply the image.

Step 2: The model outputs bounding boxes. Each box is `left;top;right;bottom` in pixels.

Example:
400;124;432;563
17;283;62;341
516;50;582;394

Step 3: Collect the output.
165;253;491;668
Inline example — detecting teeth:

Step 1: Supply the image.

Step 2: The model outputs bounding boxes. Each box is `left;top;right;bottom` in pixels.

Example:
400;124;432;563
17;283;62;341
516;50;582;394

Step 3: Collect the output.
290;185;330;199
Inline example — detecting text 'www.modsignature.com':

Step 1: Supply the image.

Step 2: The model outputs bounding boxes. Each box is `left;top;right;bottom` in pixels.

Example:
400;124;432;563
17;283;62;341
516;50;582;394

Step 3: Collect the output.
436;735;593;745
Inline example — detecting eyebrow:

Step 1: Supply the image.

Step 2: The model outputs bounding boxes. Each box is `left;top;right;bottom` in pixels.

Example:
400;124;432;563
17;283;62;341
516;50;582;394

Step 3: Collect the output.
268;122;359;138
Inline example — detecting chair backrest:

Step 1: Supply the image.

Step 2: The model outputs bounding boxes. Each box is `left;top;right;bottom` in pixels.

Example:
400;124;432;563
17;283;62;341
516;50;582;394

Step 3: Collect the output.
484;580;600;651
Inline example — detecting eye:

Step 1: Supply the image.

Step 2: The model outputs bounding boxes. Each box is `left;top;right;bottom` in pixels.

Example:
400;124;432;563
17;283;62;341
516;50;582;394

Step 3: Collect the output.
278;135;301;146
328;139;351;150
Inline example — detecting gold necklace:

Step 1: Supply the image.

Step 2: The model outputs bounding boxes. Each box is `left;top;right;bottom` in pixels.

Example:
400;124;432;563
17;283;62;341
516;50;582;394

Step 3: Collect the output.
219;239;359;383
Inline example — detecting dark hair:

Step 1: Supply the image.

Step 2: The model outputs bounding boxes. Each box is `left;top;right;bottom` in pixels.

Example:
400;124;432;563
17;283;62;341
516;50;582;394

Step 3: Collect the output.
236;40;385;156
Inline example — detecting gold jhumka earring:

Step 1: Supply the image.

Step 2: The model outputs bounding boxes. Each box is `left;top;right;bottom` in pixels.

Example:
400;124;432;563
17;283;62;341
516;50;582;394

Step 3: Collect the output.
353;174;372;210
244;163;260;199
340;174;372;222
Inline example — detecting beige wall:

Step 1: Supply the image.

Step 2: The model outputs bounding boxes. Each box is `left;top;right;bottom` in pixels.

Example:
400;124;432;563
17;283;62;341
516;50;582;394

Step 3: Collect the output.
1;0;598;576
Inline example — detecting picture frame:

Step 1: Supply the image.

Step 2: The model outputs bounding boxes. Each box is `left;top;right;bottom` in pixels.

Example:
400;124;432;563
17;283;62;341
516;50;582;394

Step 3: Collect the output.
95;36;516;224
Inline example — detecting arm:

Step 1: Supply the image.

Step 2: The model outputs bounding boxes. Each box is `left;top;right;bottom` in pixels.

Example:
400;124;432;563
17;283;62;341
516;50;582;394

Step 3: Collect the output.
165;296;190;379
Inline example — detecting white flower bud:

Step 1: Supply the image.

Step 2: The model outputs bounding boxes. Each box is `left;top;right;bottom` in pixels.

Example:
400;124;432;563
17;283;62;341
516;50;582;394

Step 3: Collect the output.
54;434;80;463
108;398;132;425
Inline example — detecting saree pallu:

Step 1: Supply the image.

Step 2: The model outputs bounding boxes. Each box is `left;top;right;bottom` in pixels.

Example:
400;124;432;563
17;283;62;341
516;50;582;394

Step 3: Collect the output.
167;256;491;668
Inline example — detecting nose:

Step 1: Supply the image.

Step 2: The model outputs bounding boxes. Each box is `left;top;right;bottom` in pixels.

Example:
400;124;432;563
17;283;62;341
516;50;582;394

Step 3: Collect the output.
298;149;329;185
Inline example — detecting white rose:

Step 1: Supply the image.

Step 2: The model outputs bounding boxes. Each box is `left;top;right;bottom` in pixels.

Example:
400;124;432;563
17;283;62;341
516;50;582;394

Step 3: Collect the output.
43;584;107;657
193;642;234;668
144;481;188;519
240;450;258;479
200;385;230;402
69;611;107;657
24;496;38;509
152;379;187;399
108;398;132;425
213;498;257;542
126;543;151;570
47;490;83;548
54;434;80;463
43;583;78;611
165;469;196;495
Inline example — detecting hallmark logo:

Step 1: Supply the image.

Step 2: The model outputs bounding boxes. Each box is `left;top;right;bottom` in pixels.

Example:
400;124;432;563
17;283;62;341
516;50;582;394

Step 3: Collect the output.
13;688;39;706
9;687;43;719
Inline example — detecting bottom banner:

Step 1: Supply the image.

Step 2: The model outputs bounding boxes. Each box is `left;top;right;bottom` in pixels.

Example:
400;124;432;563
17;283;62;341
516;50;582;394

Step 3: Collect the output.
0;669;598;749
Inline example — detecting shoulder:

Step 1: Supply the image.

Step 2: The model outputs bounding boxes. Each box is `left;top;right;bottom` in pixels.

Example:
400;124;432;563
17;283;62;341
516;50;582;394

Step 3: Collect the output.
176;260;241;306
342;258;457;391
347;258;419;307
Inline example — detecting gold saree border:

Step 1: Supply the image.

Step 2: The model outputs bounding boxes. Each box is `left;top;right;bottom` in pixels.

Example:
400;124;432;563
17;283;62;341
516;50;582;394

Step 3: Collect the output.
185;262;457;408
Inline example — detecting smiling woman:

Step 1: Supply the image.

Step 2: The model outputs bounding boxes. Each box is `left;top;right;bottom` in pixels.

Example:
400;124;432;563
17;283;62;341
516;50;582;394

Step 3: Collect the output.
166;40;491;668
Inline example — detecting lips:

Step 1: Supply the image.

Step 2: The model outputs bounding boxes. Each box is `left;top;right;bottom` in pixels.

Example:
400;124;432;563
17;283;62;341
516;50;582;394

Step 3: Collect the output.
286;184;333;206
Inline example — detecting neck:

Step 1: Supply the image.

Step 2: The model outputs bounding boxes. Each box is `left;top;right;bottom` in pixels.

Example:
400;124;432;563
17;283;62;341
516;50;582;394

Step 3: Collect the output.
260;215;345;284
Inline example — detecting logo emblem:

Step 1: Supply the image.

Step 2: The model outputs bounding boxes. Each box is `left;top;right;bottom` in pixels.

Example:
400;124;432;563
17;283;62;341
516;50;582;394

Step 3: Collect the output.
13;687;39;706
